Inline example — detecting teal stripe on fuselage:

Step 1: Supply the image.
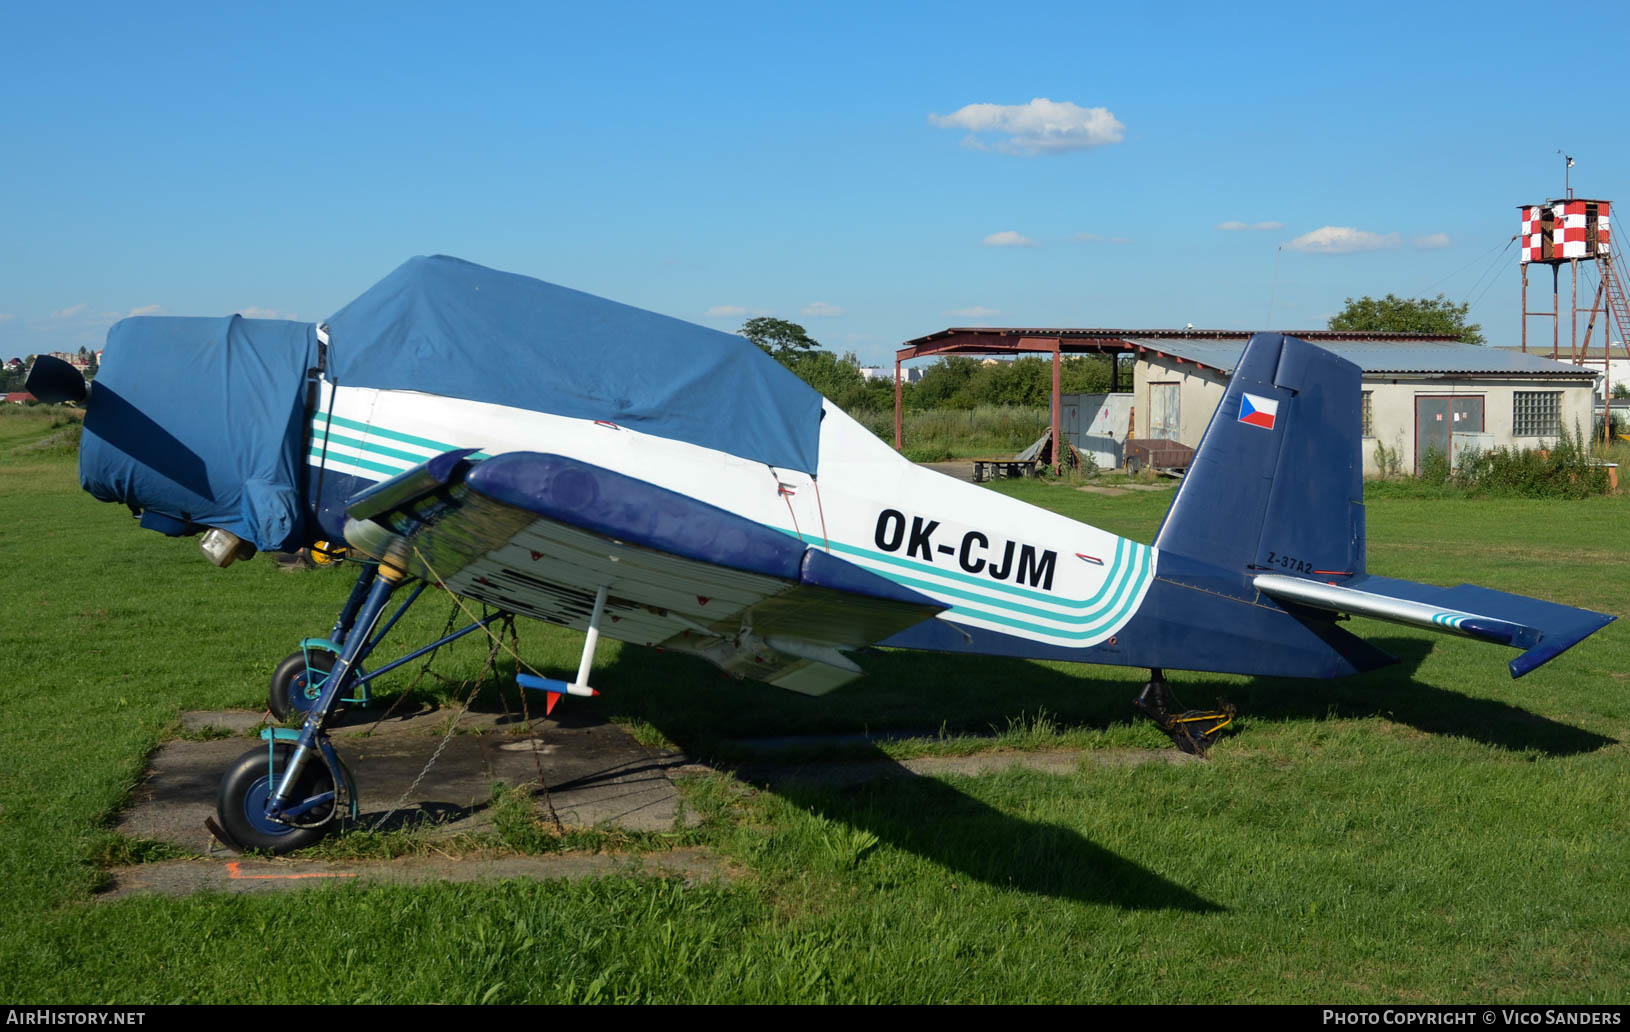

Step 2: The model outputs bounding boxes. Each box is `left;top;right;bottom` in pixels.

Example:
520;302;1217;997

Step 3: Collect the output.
307;447;402;476
309;418;493;467
836;535;1145;609
880;544;1147;632
915;540;1151;640
779;527;1152;640
315;413;459;453
801;530;1149;612
318;431;432;466
872;541;1138;623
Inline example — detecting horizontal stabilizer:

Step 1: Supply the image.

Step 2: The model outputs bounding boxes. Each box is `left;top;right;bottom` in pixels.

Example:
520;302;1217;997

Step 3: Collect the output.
1255;573;1614;678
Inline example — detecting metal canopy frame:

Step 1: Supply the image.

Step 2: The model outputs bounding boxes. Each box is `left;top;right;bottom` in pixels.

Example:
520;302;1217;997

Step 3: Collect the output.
891;327;1454;453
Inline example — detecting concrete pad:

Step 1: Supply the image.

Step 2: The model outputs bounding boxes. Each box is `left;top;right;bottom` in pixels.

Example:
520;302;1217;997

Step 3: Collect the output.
98;848;728;900
917;461;975;483
121;708;697;855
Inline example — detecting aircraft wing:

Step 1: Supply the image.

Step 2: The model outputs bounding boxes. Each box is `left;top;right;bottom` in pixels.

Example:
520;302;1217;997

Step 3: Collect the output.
1254;573;1614;679
341;451;947;695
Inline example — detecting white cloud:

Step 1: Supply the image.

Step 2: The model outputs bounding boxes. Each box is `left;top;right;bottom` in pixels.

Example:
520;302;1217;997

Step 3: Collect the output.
1412;233;1451;250
947;305;1000;318
801;301;845;318
1283;226;1401;254
1217;220;1284;231
236;305;298;320
51;304;87;320
704;305;748;319
930;97;1125;155
127;304;163;317
982;230;1037;248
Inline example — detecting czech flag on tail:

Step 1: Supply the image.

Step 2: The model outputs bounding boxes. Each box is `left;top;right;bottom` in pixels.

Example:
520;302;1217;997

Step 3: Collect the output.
1238;392;1279;430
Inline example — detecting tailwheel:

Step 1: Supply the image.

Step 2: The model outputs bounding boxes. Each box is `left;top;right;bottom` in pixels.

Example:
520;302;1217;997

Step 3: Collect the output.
1133;668;1235;756
214;742;346;854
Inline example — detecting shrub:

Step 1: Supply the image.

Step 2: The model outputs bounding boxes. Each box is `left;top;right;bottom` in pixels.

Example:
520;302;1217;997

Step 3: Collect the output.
1457;423;1608;499
1372;437;1405;478
1418;445;1450;486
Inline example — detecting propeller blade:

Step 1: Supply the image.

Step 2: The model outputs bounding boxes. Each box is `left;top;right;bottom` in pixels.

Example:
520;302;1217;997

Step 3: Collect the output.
25;355;89;404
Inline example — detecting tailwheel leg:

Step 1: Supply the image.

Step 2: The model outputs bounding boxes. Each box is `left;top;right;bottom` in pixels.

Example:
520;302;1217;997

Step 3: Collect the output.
1133;667;1235;757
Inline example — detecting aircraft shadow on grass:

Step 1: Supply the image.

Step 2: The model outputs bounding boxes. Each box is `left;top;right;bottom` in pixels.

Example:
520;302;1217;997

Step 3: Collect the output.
546;646;1227;912
1229;637;1617;757
453;631;1616;910
754;756;1225;913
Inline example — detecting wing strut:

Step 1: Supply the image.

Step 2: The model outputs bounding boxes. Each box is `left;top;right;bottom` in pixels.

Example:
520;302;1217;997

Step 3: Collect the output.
517;585;608;714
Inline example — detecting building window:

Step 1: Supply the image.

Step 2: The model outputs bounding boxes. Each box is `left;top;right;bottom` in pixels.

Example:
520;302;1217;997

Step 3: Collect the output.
1361;391;1374;437
1513;391;1562;437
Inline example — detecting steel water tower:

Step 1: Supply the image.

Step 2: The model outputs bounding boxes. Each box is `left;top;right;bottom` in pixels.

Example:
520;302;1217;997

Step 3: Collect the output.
1517;188;1629;408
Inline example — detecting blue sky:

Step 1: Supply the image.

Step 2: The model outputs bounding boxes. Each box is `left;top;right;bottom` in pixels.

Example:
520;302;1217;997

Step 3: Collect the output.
5;1;1628;366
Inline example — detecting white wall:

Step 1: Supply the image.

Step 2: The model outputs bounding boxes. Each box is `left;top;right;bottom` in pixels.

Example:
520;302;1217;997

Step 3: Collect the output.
1131;359;1227;447
1135;356;1595;475
1361;377;1595;474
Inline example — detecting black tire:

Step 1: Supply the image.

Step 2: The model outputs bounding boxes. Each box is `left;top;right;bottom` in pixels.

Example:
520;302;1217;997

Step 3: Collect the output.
268;650;339;722
215;742;339;854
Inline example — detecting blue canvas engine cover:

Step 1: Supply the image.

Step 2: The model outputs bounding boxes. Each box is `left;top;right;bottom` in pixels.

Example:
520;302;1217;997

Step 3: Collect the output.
323;256;824;475
81;315;318;551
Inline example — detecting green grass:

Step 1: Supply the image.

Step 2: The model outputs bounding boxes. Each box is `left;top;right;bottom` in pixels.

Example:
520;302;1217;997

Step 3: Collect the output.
848;404;1050;461
1;405;1628;1002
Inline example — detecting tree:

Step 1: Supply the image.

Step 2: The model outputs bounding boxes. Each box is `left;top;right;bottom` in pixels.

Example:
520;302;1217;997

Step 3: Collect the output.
1327;293;1483;345
740;317;820;360
910;356;982;410
781;349;868;409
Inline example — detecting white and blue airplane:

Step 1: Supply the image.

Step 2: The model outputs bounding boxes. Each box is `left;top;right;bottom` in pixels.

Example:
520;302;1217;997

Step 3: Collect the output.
28;256;1615;853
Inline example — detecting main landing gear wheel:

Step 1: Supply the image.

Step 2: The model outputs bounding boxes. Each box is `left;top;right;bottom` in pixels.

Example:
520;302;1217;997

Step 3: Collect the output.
1134;668;1235;756
268;650;338;722
214;743;342;854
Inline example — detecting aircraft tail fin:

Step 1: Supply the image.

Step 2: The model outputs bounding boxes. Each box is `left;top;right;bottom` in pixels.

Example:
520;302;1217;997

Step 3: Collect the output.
1155;333;1366;578
1156;333;1614;678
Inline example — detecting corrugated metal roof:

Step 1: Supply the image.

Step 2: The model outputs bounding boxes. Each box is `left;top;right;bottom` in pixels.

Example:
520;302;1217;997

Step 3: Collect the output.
1131;337;1597;378
1494;345;1622;362
901;326;1457;350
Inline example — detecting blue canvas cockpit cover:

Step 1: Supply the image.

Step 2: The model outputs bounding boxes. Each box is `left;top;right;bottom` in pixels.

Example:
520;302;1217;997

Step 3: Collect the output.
323;256;824;474
81;316;318;551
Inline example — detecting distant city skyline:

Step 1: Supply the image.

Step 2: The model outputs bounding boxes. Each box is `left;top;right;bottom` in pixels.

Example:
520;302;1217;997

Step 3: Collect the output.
5;1;1628;366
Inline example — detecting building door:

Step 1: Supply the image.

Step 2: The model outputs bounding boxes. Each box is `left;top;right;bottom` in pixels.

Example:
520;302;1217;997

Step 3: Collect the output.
1415;396;1484;471
1149;383;1179;441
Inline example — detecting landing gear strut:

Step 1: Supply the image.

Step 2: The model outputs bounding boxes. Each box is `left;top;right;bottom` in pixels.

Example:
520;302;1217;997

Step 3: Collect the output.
1134;668;1235;756
212;550;511;854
